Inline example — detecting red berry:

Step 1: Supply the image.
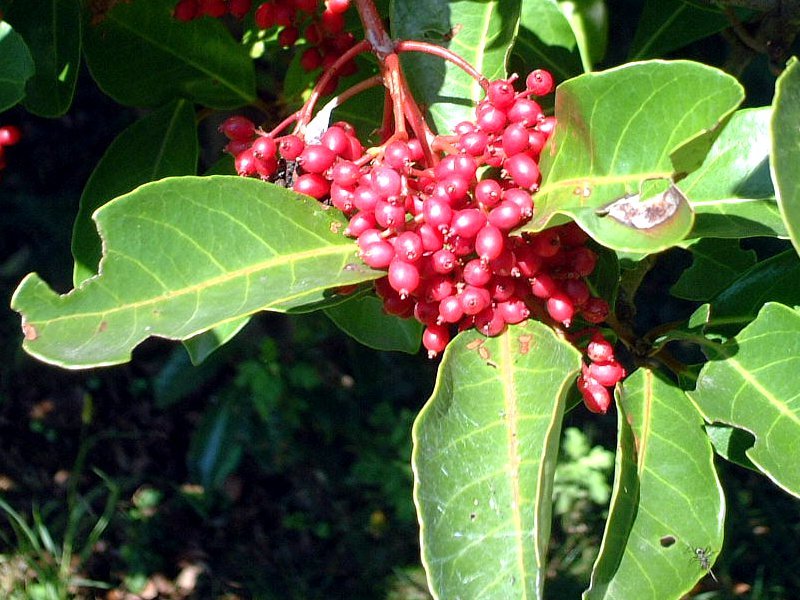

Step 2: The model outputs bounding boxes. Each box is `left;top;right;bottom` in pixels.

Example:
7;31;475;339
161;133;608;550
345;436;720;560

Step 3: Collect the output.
488;202;523;230
450;208;486;239
219;116;255;141
294;0;318;13
475;307;506;337
173;0;198;21
251;135;276;158
530;273;557;298
298;144;336;173
526;69;555;96
475;179;502;208
321;8;345;33
502;122;530;156
371;166;402;199
497;299;529;324
588;361;626;387
278;25;300;47
462;259;492;287
508;98;544;124
475;225;505;262
198;0;226;17
254;2;275;28
538;116;557;136
228;0;252;18
546;293;575;326
235;148;258;177
388;259;421;297
394;231;424;262
423;324;450;358
300;47;323;71
582;297;610;324
321;125;350;156
279;135;305;160
384;140;413;169
504;153;540;189
578;376;612;414
487;79;517;109
438;295;465;324
460;286;491;316
360;240;395;269
293;173;330;199
587;333;615;363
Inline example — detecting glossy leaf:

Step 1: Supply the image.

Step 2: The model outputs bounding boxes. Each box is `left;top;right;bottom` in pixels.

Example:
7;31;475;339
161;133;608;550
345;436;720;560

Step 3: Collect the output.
412;321;581;599
11;176;382;369
689;303;800;497
0;22;35;112
527;60;744;254
629;0;731;60
72;100;199;285
708;250;800;333
183;318;250;365
511;0;582;81
586;368;725;599
392;0;521;133
771;57;800;256
6;0;81;117
324;292;422;354
82;0;255;109
671;239;756;301
557;0;607;71
704;424;758;472
682;108;784;240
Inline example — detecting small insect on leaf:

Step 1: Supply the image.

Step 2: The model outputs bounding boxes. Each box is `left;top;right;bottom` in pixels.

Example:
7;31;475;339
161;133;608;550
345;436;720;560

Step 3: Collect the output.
659;535;676;547
597;180;689;230
690;545;718;582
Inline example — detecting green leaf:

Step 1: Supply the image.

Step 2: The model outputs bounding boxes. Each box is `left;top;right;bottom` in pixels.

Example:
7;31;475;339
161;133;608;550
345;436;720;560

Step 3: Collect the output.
412;321;581;599
628;0;731;61
324;292;422;354
682;108;784;240
671;239;757;301
391;0;521;133
586;368;725;598
704;424;758;472
511;0;582;81
72;99;199;285
6;0;81;117
82;0;255;109
527;60;744;254
0;21;35;112
709;250;800;332
771;57;800;257
557;0;607;71
183;317;250;365
689;303;800;497
11;176;381;369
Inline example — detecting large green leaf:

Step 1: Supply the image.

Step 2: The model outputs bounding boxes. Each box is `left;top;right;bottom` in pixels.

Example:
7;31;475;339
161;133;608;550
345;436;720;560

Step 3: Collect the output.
0;21;35;112
6;0;81;117
708;250;800;333
586;368;725;599
527;60;744;254
82;0;255;109
628;0;731;60
324;292;422;354
11;176;381;369
412;321;581;599
671;239;756;301
511;0;582;81
771;57;800;256
391;0;521;133
72;99;199;285
689;303;800;497
683;108;784;240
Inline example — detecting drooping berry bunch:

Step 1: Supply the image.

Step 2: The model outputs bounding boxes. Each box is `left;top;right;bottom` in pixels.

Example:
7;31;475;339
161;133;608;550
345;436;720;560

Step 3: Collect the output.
223;64;624;413
576;330;626;413
0;124;21;181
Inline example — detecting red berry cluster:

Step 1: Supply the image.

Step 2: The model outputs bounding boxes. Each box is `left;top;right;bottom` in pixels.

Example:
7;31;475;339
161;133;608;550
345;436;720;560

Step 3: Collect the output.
224;68;624;411
577;331;627;413
0;124;21;181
